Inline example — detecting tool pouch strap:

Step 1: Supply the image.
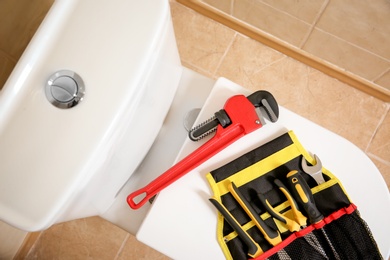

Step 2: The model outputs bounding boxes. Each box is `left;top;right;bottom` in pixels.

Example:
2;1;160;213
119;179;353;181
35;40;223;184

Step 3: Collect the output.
206;131;382;260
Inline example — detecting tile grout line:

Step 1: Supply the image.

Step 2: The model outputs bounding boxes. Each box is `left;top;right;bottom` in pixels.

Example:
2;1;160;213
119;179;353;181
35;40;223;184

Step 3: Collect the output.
212;32;238;77
372;66;390;82
364;103;389;154
299;0;330;49
313;27;390;63
275;0;390;65
181;60;214;78
367;152;390;167
252;55;287;75
17;231;44;259
258;0;312;26
114;233;130;260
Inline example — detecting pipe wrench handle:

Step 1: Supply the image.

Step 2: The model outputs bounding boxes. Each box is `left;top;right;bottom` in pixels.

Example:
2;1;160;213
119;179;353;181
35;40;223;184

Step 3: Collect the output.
127;125;245;209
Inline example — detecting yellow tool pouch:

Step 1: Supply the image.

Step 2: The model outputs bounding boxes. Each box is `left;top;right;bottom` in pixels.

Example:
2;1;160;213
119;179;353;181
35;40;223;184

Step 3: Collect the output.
207;131;382;260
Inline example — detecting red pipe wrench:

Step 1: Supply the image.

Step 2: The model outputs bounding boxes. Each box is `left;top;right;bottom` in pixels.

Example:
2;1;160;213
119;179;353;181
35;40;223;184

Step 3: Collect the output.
127;90;279;209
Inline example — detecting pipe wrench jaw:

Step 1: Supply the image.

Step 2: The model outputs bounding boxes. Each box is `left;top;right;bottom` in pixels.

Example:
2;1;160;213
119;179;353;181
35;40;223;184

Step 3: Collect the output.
189;90;279;141
215;90;279;135
247;90;279;123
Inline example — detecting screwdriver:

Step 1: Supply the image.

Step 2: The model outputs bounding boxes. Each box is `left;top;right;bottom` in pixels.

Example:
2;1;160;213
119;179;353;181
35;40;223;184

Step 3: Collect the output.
286;171;323;223
286;170;341;260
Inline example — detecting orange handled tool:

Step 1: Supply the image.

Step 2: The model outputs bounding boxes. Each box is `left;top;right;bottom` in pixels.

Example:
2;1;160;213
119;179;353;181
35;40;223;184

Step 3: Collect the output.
127;91;279;209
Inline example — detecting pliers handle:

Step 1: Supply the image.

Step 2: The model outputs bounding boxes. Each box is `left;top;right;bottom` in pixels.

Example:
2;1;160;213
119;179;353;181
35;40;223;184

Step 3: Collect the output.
258;179;307;232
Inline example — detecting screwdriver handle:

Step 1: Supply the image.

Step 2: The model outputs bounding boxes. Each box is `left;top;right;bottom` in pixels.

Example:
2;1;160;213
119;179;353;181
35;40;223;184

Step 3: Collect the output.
286;170;323;224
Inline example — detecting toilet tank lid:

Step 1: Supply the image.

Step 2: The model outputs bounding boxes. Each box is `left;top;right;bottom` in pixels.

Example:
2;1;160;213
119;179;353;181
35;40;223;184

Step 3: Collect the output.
0;0;171;231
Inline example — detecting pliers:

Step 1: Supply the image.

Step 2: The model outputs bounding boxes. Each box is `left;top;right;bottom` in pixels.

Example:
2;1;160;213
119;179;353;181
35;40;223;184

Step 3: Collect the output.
227;181;292;258
258;179;307;233
259;177;329;259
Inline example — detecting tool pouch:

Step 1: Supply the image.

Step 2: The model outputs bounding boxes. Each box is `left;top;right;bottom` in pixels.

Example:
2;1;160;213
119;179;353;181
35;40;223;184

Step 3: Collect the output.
207;131;382;260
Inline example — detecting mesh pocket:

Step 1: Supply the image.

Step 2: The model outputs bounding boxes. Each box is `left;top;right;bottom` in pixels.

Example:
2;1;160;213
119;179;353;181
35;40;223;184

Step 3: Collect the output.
318;210;382;259
266;209;382;260
268;234;329;260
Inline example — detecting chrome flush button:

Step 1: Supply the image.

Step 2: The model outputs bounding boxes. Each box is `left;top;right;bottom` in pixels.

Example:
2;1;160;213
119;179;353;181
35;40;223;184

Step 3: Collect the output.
46;70;85;108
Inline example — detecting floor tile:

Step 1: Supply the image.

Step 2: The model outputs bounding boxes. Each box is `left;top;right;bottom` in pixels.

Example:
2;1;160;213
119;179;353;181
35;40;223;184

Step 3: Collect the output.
368;110;390;161
370;156;390;190
316;0;390;60
117;235;171;260
171;2;236;74
190;0;390;99
216;34;387;150
303;28;390;81
0;51;15;89
375;69;390;91
215;34;286;87
233;0;312;46
0;0;53;60
260;0;328;24
302;69;387;150
25;217;128;260
0;221;27;260
202;0;232;14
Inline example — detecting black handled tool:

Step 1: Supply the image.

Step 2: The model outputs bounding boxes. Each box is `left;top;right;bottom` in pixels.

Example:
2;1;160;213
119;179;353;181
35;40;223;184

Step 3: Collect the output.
228;182;282;246
286;170;341;259
209;197;263;258
286;170;323;224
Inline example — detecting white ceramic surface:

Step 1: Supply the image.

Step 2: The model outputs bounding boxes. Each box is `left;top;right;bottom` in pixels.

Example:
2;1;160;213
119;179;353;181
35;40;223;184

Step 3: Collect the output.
101;68;215;235
0;0;182;231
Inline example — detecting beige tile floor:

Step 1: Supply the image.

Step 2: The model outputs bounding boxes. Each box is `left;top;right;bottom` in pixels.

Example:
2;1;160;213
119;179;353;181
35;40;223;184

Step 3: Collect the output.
23;1;389;259
201;0;390;92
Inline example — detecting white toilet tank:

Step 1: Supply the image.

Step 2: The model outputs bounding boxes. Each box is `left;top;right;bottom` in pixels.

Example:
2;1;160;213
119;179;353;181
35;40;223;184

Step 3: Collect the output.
0;0;182;231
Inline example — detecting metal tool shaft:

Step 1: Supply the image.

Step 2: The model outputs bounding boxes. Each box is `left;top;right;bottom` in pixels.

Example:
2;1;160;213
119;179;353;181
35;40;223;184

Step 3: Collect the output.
301;155;325;184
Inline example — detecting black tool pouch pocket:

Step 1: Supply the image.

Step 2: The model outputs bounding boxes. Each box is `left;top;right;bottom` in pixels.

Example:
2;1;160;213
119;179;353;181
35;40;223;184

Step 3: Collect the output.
206;131;382;260
266;206;382;260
